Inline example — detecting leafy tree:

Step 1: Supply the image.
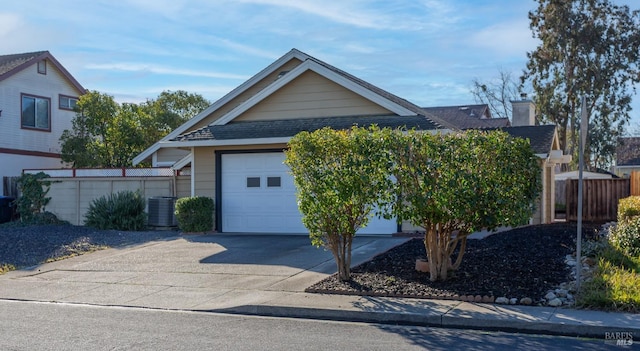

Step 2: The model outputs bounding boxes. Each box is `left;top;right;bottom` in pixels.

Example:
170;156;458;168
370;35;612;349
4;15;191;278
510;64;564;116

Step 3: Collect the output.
60;90;210;168
387;129;542;281
141;90;211;141
284;126;393;281
471;69;523;120
60;90;119;167
522;0;640;169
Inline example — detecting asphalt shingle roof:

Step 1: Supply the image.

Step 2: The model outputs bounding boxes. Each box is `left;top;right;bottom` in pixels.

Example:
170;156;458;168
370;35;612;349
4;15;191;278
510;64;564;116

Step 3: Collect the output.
0;51;47;78
490;125;557;155
422;104;510;129
173;114;439;141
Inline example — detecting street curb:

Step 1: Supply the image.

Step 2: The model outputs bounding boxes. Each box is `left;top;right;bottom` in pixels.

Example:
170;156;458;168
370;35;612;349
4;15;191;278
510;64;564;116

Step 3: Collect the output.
213;305;640;339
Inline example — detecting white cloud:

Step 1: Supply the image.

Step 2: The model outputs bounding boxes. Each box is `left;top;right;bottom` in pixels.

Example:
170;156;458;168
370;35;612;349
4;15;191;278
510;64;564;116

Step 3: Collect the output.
0;13;21;37
468;18;539;57
85;62;251;80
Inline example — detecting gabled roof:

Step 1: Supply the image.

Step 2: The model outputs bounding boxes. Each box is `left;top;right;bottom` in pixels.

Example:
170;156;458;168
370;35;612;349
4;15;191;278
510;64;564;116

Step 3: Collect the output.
491;124;557;155
133;48;456;165
423;104;510;129
174;114;439;142
0;51;85;93
616;137;640;166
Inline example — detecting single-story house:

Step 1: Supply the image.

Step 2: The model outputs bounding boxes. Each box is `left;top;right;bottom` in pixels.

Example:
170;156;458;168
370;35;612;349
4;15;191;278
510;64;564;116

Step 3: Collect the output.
133;48;569;234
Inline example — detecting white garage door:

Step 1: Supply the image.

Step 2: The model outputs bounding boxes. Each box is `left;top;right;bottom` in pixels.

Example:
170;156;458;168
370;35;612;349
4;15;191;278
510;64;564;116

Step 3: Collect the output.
220;152;397;234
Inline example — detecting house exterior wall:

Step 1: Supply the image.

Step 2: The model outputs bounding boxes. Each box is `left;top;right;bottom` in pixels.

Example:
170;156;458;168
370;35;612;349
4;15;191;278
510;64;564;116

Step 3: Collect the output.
193;147;217;200
0;59;81;194
155;148;190;166
614;166;640;178
236;70;391;121
188;58;305;131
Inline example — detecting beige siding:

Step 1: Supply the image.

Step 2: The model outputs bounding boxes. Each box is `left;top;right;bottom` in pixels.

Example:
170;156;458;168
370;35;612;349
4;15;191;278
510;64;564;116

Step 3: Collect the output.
193;147;216;199
188;58;304;131
236;70;392;121
0;59;82;194
0;61;80;153
47;177;178;225
175;176;191;198
156;148;190;165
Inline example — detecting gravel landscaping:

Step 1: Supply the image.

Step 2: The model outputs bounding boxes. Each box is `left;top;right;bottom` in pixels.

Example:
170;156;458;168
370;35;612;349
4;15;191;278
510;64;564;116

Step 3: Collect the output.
0;224;177;270
307;222;602;306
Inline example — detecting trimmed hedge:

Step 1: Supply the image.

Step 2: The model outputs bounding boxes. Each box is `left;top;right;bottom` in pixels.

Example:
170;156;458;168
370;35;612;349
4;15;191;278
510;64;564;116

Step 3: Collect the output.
175;197;214;233
611;196;640;256
610;217;640;257
618;196;640;223
84;190;147;231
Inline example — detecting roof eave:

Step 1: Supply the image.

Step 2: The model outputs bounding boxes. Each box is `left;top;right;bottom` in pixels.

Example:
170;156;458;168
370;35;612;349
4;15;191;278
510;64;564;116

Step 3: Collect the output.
0;51;85;93
133;49;310;164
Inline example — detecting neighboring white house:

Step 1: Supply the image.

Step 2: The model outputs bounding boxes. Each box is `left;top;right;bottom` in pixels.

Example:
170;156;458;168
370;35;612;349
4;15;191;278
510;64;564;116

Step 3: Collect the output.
131;48;569;233
0;51;86;195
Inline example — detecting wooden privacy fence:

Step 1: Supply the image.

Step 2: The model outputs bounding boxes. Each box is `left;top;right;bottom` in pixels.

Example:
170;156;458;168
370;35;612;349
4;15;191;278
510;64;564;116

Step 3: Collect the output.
632;171;640;196
566;178;630;222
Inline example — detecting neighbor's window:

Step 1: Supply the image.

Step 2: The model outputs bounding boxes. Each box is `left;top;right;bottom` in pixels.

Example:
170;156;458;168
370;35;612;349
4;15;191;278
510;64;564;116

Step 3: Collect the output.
37;60;46;74
247;177;261;188
59;95;78;110
21;94;50;131
267;176;281;187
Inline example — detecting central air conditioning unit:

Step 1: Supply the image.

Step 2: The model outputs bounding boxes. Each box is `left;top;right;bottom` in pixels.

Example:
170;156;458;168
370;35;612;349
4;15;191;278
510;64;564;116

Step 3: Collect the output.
148;196;177;227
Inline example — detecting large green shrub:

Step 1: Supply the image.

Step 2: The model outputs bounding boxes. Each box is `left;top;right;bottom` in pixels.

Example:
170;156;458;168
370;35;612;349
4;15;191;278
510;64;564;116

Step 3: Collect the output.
85;190;147;231
174;197;214;232
618;196;640;223
610;218;640;257
15;172;53;223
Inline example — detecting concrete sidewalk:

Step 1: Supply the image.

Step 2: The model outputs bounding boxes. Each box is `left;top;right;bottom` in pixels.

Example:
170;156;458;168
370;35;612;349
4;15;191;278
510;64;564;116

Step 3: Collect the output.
0;234;638;340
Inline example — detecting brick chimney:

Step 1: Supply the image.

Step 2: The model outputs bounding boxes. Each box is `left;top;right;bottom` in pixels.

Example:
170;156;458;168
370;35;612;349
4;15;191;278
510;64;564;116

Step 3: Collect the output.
511;93;536;126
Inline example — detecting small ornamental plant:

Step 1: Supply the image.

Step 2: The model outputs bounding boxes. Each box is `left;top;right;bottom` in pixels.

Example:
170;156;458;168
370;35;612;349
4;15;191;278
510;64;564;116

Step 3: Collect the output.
174;197;214;233
85;190;147;231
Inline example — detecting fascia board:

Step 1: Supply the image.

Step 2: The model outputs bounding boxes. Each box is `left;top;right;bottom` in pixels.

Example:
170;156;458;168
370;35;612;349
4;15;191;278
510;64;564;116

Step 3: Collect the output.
212;60;415;127
155;137;292;149
133;50;308;165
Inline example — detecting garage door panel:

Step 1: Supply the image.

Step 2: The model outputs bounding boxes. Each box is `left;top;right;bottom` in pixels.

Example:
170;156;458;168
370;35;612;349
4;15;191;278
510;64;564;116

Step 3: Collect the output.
221;152;395;234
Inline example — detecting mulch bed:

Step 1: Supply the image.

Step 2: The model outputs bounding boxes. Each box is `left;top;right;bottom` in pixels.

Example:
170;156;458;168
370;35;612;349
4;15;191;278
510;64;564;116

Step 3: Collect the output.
306;222;601;304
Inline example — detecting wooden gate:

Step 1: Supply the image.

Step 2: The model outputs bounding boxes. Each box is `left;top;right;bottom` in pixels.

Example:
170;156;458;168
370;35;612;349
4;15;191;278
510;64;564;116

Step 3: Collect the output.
566;178;630;222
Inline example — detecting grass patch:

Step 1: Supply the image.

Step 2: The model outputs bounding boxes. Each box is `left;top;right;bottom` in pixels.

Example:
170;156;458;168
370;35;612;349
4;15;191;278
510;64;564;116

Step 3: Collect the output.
577;245;640;313
43;244;109;264
0;263;16;275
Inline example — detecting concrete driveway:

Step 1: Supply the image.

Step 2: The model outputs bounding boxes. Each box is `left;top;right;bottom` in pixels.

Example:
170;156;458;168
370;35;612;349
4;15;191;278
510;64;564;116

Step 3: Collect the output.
0;234;409;311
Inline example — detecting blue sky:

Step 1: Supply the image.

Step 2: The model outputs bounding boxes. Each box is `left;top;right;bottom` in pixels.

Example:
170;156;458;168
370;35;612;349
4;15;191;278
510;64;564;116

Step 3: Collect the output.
2;0;639;127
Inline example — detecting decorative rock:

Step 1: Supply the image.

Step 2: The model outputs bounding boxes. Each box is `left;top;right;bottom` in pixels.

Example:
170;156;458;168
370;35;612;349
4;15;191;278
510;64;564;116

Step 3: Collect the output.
520;297;533;305
482;295;494;303
474;295;483;302
495;297;509;304
467;295;475;302
548;298;563;307
415;259;429;272
509;298;518;305
459;295;467;301
566;293;574;301
544;292;557;300
555;289;568;298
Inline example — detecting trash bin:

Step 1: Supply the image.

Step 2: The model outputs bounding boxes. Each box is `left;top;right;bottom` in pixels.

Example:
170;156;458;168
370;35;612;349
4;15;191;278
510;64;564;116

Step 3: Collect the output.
0;196;15;224
148;197;177;227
